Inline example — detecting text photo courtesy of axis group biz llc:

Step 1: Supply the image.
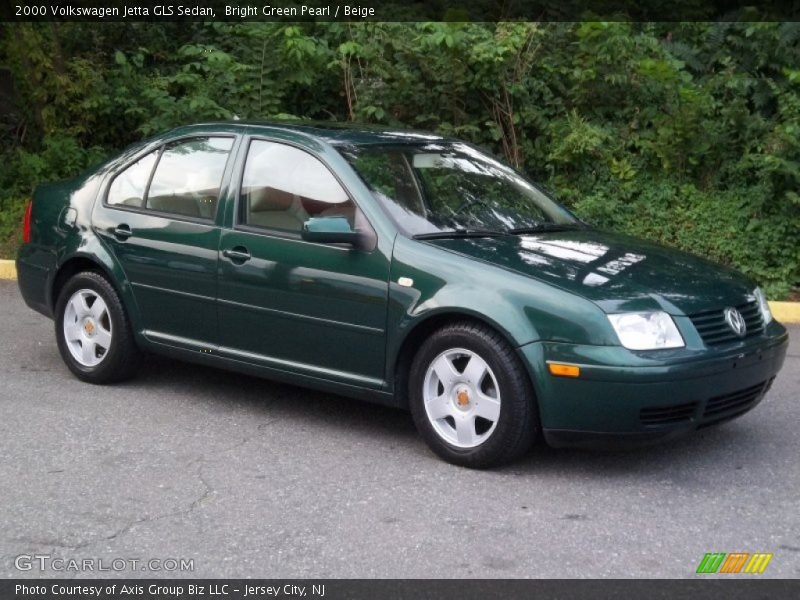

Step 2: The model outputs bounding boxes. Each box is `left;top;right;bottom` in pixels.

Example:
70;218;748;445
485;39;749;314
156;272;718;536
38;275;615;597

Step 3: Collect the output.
1;1;800;599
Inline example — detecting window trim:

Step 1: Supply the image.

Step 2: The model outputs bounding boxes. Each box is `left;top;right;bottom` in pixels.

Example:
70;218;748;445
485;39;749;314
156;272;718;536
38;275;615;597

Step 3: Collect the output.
233;135;377;249
335;141;437;239
103;134;236;225
142;145;164;211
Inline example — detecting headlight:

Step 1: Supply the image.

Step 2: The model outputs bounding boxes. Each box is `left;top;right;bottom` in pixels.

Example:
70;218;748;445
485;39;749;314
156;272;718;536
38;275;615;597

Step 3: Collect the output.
607;311;685;350
754;287;773;325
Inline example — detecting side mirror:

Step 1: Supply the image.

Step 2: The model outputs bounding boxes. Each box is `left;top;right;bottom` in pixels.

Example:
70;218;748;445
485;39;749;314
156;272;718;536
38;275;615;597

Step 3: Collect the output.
301;216;362;246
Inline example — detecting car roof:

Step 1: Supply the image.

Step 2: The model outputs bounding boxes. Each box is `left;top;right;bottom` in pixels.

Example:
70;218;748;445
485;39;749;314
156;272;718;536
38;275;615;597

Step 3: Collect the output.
166;120;453;147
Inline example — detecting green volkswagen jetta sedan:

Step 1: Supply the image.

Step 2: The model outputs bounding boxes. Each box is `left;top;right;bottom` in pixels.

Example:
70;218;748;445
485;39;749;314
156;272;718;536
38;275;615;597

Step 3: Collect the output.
16;122;788;468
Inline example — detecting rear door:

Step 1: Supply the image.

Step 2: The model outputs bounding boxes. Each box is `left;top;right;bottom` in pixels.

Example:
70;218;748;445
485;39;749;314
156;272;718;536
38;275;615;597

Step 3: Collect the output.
93;135;237;348
216;138;390;388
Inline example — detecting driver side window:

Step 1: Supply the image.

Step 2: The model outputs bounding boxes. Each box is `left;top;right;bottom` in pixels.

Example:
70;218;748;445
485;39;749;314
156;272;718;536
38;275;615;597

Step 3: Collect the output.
240;140;358;232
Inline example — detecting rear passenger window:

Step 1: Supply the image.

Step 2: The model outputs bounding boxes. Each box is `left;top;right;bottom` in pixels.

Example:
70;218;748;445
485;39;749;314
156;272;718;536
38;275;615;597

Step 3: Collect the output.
241;140;356;232
146;137;233;219
107;151;158;208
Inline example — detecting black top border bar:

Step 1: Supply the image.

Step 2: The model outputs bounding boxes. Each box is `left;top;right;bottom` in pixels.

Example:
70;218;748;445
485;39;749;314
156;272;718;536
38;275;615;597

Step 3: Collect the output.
2;0;800;22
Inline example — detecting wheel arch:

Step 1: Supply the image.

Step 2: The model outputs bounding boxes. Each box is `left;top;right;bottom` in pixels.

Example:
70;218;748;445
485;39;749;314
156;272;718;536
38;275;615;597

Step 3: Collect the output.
49;252;142;337
51;255;112;310
392;309;537;410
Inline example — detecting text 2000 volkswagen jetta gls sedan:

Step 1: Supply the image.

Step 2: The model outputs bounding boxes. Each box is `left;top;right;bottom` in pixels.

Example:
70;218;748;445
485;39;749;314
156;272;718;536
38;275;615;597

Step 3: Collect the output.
16;123;788;468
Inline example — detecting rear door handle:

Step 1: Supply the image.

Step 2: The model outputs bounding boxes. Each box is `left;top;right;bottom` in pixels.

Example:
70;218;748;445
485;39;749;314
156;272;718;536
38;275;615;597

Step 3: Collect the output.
222;247;251;263
113;224;132;240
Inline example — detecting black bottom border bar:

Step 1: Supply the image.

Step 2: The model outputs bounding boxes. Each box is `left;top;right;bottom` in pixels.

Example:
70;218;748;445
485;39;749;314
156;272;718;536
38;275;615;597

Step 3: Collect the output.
2;579;800;600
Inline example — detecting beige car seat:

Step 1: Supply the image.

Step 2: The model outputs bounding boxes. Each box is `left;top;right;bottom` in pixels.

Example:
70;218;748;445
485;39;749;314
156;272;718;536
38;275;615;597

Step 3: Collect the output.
247;187;309;231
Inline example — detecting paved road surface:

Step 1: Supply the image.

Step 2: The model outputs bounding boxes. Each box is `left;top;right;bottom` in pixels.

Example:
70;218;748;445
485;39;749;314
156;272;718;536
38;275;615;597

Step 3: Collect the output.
1;280;798;578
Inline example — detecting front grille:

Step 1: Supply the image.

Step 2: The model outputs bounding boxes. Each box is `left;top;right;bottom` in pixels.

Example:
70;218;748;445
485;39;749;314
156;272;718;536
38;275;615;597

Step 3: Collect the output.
701;378;773;421
640;401;698;426
689;300;764;346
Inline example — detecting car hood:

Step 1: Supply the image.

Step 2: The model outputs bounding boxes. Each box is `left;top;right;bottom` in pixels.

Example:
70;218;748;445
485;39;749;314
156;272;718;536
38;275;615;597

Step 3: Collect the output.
425;229;756;315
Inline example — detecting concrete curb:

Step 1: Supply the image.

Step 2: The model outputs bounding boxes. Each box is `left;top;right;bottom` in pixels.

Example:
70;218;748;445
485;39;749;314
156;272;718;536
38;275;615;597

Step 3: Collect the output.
0;258;798;322
769;302;800;324
0;259;15;280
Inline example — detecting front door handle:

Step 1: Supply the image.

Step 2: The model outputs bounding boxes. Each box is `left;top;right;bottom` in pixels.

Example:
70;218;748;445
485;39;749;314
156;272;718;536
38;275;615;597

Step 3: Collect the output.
222;247;251;263
113;224;132;240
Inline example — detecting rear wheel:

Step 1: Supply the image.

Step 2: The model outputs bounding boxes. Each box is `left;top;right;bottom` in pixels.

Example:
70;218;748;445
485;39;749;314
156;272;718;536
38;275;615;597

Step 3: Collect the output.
409;322;538;468
55;271;141;383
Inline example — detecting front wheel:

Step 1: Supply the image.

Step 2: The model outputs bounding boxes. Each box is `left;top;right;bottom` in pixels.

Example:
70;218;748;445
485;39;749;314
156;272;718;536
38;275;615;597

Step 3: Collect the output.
55;271;141;384
409;322;538;468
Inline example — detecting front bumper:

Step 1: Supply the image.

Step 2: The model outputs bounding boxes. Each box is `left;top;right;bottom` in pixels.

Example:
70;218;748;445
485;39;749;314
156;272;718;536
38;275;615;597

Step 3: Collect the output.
519;321;789;449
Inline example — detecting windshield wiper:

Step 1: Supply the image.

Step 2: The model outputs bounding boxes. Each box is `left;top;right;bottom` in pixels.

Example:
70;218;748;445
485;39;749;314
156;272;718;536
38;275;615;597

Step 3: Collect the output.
413;229;510;240
506;223;586;235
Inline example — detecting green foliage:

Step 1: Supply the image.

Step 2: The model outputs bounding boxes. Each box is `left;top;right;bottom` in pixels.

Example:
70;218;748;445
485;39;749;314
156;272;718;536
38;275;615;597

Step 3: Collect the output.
0;200;27;260
1;21;798;297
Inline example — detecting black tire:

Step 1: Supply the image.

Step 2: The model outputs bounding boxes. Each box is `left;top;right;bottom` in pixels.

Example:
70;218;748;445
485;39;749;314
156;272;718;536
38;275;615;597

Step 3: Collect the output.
409;321;538;468
54;271;142;384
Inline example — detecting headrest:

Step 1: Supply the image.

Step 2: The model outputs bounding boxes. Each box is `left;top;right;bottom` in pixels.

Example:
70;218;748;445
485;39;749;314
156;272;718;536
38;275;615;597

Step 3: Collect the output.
249;187;295;212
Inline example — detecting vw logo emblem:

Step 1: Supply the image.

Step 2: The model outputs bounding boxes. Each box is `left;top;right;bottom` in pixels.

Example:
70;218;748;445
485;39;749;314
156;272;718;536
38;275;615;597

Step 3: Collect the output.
724;307;746;337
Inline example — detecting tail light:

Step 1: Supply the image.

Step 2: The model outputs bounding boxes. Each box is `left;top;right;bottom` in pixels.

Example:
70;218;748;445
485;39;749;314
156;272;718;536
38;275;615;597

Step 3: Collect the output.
22;201;32;244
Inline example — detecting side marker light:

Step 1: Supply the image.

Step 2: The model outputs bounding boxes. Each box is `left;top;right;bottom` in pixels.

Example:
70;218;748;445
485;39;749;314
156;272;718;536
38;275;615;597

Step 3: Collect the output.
548;363;580;378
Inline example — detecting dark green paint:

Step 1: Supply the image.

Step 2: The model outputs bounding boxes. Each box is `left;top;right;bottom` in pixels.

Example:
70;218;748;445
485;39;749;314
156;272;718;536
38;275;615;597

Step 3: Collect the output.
16;122;789;445
301;216;362;246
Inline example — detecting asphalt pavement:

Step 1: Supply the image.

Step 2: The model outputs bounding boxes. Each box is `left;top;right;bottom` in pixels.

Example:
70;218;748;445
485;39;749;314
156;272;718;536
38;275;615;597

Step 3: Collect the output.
1;280;798;578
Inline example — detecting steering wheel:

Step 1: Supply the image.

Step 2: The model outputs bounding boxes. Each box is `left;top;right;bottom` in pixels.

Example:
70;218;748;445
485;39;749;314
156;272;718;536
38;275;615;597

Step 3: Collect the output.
453;197;491;216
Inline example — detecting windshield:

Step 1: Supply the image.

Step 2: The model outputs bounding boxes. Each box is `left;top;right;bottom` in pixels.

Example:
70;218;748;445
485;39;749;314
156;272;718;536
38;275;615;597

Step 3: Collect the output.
339;142;582;237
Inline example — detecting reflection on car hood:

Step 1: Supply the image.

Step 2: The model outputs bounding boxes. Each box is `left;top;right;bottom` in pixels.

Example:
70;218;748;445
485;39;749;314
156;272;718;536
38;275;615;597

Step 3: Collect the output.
425;229;755;314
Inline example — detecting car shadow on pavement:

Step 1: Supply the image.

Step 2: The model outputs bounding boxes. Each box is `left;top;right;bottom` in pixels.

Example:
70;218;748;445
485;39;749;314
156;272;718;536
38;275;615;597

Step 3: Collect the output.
510;420;768;483
134;353;418;437
127;354;770;480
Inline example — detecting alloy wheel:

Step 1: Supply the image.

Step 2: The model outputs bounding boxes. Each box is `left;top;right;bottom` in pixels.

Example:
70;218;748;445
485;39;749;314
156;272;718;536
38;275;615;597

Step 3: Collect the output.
62;288;113;367
422;347;501;448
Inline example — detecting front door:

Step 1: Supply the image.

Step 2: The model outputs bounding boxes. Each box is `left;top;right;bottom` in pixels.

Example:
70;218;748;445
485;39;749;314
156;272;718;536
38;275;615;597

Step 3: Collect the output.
217;139;389;388
93;136;236;347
